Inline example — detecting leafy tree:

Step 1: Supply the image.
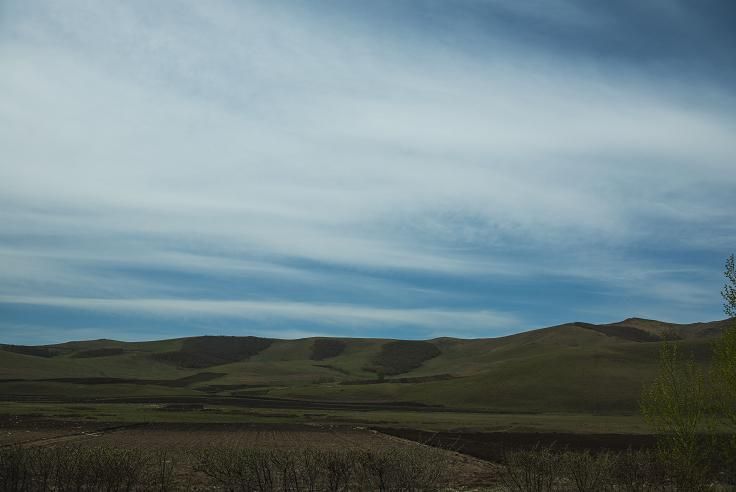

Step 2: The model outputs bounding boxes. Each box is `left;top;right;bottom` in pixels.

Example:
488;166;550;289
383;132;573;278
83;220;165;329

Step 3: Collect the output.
713;326;736;429
711;254;736;481
641;254;736;488
641;342;709;489
714;253;736;428
722;254;736;317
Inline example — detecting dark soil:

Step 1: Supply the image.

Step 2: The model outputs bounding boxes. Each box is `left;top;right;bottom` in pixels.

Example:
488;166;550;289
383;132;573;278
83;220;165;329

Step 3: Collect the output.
377;427;658;462
341;374;456;385
0;394;445;413
1;372;225;388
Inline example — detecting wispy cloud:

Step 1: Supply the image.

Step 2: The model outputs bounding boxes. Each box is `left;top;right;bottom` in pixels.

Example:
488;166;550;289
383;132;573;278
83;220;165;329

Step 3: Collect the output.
0;296;518;334
0;0;733;343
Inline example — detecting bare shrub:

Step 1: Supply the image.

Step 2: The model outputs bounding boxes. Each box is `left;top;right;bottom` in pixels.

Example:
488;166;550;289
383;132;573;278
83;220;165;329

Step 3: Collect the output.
611;448;664;492
710;435;736;487
499;445;561;492
50;446;92;492
194;445;450;492
270;450;300;492
95;447;148;491
0;445;154;492
312;449;355;492
27;447;54;492
394;445;450;491
561;450;615;492
364;445;450;491
194;447;268;491
149;449;177;492
0;445;33;492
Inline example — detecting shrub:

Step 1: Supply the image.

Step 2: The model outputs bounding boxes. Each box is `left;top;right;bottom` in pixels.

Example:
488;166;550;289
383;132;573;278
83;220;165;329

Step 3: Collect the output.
499;445;561;492
610;448;664;492
561;450;615;492
1;445;171;492
0;445;32;492
641;342;710;491
149;449;177;492
194;445;450;491
311;449;354;492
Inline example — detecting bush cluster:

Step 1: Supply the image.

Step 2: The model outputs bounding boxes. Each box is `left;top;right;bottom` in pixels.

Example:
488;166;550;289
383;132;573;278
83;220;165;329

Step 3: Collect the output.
499;445;735;492
0;445;175;492
1;444;449;491
194;445;449;491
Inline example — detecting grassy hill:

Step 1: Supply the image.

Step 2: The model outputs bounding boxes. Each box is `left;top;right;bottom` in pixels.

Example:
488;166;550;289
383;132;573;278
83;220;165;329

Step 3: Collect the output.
1;318;732;414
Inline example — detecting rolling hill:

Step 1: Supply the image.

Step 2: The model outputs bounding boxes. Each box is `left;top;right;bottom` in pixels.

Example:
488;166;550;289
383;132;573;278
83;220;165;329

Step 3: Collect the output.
1;318;733;414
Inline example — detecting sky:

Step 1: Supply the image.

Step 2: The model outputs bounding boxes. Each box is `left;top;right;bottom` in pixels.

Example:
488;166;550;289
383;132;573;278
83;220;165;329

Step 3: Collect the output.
1;1;735;344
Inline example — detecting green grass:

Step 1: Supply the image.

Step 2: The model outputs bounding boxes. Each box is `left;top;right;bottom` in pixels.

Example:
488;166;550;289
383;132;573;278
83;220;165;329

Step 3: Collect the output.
0;401;650;433
0;318;729;415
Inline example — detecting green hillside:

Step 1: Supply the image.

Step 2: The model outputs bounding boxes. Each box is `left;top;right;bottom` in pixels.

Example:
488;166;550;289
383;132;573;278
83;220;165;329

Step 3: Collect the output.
1;318;732;413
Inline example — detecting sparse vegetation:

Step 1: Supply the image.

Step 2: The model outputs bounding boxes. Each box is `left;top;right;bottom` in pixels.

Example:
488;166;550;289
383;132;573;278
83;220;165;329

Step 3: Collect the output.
369;341;441;376
561;450;616;492
310;339;346;361
498;446;709;491
499;445;561;492
1;439;452;491
0;445;155;491
72;347;125;358
194;445;451;491
0;345;56;358
153;336;273;368
611;448;663;492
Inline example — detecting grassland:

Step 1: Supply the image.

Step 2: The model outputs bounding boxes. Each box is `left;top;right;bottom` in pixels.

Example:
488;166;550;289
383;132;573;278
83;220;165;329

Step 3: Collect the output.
3;319;734;490
0;317;732;436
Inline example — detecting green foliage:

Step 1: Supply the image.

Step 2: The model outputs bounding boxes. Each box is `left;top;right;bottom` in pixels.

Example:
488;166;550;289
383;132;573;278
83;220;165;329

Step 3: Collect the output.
710;258;736;485
712;323;736;430
722;254;736;317
640;342;709;490
715;254;736;430
637;255;736;490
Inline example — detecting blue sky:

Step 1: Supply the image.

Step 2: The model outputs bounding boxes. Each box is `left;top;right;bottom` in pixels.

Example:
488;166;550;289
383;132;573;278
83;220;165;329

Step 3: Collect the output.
1;1;735;344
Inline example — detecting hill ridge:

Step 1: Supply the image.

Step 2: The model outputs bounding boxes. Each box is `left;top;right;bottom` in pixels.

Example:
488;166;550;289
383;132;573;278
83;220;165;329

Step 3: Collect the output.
1;318;732;414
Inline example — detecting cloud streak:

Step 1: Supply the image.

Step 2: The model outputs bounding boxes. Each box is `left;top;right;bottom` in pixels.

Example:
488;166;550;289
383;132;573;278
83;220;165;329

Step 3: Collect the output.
0;296;518;334
0;0;734;343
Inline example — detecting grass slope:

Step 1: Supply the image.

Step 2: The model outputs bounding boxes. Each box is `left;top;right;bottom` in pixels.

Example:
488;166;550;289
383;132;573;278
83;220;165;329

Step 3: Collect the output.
1;318;731;414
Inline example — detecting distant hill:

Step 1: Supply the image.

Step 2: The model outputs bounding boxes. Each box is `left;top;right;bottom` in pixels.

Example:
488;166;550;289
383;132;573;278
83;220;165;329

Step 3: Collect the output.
1;318;732;414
